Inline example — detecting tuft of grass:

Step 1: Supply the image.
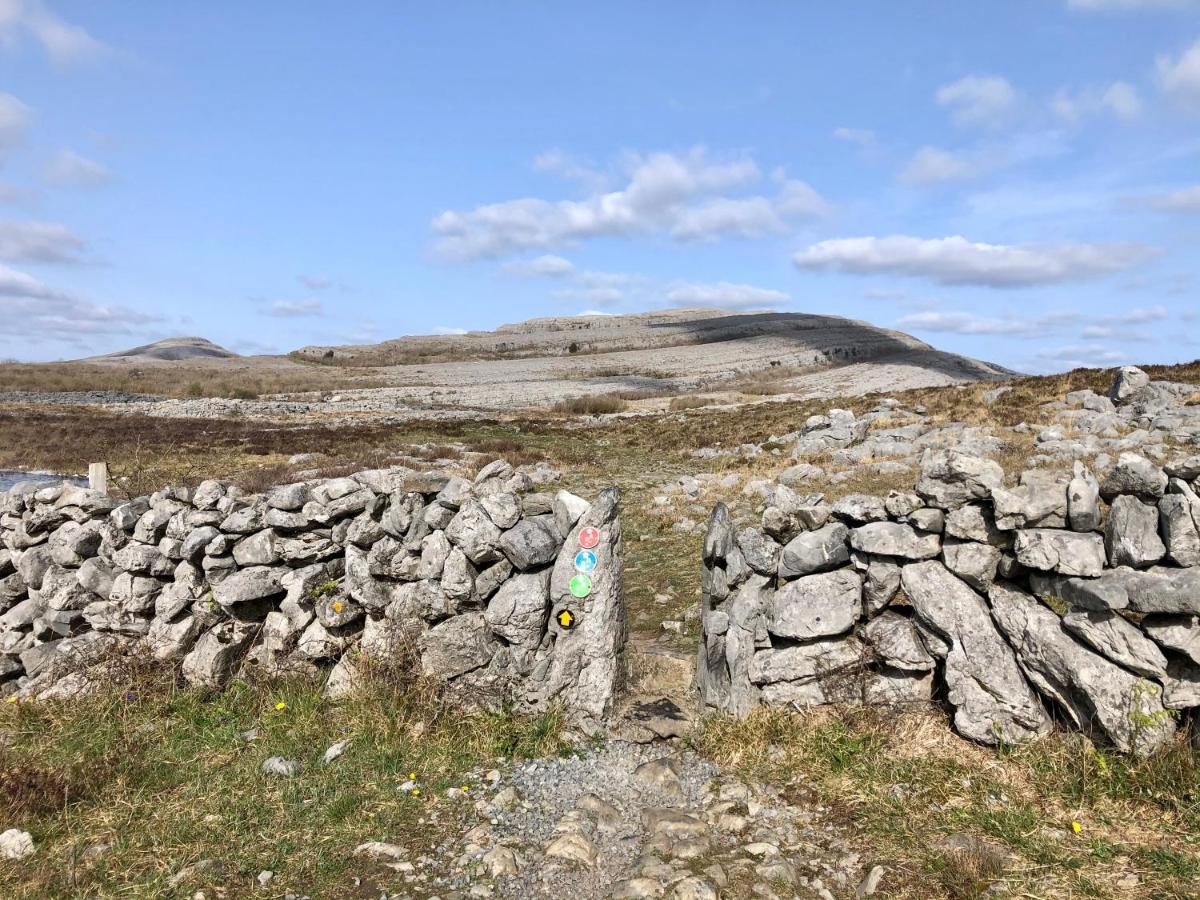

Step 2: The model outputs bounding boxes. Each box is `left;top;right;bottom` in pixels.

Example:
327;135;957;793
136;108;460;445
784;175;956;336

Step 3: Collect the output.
668;395;717;411
551;394;628;415
0;654;573;898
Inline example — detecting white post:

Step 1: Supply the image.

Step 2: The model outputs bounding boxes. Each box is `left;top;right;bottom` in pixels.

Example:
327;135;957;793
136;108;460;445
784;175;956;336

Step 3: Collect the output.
89;462;108;496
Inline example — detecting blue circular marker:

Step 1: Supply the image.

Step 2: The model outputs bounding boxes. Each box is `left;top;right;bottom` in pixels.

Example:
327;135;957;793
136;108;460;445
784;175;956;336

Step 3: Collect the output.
574;549;597;573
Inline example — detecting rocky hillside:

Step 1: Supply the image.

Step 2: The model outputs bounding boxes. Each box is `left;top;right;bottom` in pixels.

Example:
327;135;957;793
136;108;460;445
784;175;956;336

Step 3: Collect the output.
293;308;1011;377
84;337;238;363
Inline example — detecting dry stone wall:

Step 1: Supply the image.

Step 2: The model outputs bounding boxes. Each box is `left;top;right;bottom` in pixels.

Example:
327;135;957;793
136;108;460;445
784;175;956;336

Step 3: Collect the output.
698;444;1200;755
0;460;626;729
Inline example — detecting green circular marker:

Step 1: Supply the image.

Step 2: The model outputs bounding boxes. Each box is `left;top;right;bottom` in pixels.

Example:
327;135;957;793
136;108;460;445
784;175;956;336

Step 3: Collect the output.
569;573;592;599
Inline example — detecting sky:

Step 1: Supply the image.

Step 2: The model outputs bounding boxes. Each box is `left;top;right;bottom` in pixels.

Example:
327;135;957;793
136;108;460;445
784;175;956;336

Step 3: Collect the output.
0;1;1198;372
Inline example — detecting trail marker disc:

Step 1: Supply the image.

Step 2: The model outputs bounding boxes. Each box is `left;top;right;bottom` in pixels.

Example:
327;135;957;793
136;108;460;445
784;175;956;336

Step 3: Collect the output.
578;527;600;549
556;609;576;630
574;549;597;573
569;574;592;598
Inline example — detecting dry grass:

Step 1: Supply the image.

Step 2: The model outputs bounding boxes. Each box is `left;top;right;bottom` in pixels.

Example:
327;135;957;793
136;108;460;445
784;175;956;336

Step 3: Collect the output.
0;360;387;399
697;706;1200;899
668;395;717;411
551;394;628;415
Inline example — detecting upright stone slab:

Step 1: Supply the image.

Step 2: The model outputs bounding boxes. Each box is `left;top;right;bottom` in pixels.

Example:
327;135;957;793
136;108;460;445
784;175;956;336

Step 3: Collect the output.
901;561;1049;746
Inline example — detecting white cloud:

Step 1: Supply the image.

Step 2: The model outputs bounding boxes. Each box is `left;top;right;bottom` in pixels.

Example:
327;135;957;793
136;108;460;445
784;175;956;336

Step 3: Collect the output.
431;147;829;260
298;274;333;290
0;263;158;343
936;75;1017;128
433;326;468;335
532;150;610;191
267;299;323;317
501;254;576;278
1157;38;1200;109
1141;185;1200;211
0;220;85;263
663;280;789;311
577;309;616;317
896;310;1080;336
793;235;1157;287
0;92;30;154
900;147;984;185
1052;81;1142;123
833;127;876;146
1068;0;1197;9
1105;304;1169;323
0;0;106;66
44;149;111;188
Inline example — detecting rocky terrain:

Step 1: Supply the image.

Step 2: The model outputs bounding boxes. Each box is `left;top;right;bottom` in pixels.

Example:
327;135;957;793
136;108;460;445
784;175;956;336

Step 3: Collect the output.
85;336;239;363
1;310;1010;421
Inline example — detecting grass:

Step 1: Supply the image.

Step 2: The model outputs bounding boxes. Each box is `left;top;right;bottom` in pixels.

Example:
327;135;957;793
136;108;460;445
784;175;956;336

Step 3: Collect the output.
551;394;628;415
0;360;388;400
696;706;1200;899
0;653;575;899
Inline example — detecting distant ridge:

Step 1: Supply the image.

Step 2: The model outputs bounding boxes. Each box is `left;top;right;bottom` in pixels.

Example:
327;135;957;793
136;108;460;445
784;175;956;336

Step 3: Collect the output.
84;337;239;363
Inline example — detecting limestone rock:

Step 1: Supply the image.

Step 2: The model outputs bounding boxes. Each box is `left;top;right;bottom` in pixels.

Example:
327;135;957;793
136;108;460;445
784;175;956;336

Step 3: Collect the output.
849;522;941;560
484;569;551;648
498;516;560;570
1068;462;1101;532
1100;452;1168;501
1014;528;1105;577
901;561;1049;745
418;612;495;679
1061;610;1168;678
1142;615;1200;665
777;522;848;579
864;611;937;672
212;566;285;611
942;537;1001;592
989;582;1175;755
1105;496;1166;569
768;569;861;640
181;620;258;688
916;450;1004;510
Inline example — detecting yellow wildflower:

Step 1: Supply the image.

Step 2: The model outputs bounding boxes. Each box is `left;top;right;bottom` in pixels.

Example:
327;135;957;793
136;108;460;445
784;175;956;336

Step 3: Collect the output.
1071;821;1082;834
274;701;288;712
412;789;420;797
332;601;344;613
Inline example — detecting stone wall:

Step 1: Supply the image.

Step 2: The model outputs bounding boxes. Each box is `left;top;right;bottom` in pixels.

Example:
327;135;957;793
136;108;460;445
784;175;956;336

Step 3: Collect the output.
697;446;1200;755
0;460;626;729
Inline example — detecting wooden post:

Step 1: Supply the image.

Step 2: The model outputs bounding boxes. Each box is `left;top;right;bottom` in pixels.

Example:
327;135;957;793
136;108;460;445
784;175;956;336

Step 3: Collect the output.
89;462;108;496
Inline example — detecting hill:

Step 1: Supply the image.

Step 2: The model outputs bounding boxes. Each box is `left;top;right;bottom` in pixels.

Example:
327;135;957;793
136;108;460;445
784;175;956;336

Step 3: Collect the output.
85;337;239;363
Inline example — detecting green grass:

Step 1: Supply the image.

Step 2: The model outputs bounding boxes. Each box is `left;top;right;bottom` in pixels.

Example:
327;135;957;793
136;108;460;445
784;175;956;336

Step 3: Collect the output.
0;657;573;898
696;707;1200;899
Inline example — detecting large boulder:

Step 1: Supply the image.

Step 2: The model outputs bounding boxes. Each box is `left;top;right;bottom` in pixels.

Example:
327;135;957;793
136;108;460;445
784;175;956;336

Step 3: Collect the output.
445;499;504;565
498;516;561;570
211;566;286;611
915;450;1004;510
180;620;258;688
900;561;1049;745
1159;481;1200;567
1067;462;1101;532
1109;365;1150;403
863;611;937;672
767;569;861;640
991;470;1068;530
1014;529;1105;577
1061;610;1168;679
849;522;940;560
484;569;551;648
749;636;864;706
989;582;1175;755
777;523;848;579
1100;453;1168;501
1106;496;1166;569
418;612;496;679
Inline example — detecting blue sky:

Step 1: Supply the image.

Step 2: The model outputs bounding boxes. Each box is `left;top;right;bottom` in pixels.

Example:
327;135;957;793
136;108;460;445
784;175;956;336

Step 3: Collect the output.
0;1;1198;371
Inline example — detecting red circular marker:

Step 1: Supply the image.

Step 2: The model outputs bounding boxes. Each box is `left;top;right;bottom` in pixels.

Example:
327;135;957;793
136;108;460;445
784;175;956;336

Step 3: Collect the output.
578;526;600;549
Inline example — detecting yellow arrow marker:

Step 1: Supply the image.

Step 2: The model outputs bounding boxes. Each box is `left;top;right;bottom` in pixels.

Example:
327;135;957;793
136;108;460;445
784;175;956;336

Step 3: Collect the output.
557;609;575;629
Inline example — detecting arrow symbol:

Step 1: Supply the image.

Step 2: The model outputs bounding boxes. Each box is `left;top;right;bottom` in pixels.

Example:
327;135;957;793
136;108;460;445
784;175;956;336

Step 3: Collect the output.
557;610;575;629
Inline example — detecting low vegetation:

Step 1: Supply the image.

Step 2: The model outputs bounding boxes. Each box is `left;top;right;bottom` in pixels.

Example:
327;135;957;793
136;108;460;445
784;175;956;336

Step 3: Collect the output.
698;707;1200;899
0;654;574;898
